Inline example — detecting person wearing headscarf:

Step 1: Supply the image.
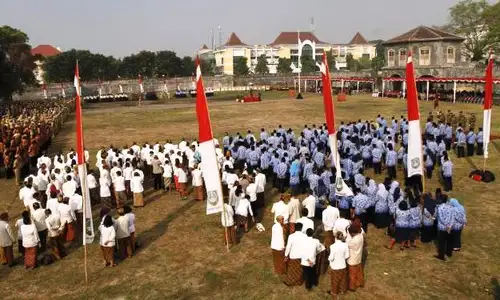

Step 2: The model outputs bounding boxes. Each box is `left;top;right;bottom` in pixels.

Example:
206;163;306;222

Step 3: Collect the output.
365;178;377;224
386;201;410;250
434;195;455;261
20;211;39;269
328;231;349;298
408;194;422;248
0;212;15;267
450;198;466;251
421;193;437;243
374;183;390;228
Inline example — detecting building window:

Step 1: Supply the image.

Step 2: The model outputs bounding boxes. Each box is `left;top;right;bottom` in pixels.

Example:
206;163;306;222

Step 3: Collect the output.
221;57;224;65
447;47;455;64
399;49;406;66
388;49;395;67
339;48;346;57
419;47;431;66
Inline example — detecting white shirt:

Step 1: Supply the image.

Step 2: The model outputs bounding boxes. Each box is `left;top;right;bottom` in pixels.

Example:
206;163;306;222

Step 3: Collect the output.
271;201;289;224
246;183;257;202
270;223;285;251
62;180;77;197
176;168;187;183
113;176;126;192
59;203;76;225
123;167;134;181
302;195;316;218
114;215;130;239
254;173;266;193
87;174;97;189
130;176;144;193
235;199;253;217
99;225;116;247
15;219;23;240
191;169;203;187
0;220;15;247
328;240;350;270
285;231;306;259
99;177;111;197
32;209;48;231
21;224;40;248
346;234;364;266
322;206;340;231
69;194;83;212
37;172;50;191
19;186;35;207
45;214;61;237
46;198;59;216
221;204;235;227
225;173;239;189
162;164;173;178
296;216;314;234
334;218;351;238
127;212;136;233
301;237;325;266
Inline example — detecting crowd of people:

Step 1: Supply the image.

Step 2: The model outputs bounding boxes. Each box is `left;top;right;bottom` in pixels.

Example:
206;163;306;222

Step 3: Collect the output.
0;111;469;298
0;100;73;184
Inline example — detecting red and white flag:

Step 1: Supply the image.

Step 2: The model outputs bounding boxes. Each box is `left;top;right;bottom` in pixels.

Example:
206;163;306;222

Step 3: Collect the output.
483;52;494;159
405;52;424;177
195;57;223;215
320;52;353;196
74;61;95;244
139;74;144;94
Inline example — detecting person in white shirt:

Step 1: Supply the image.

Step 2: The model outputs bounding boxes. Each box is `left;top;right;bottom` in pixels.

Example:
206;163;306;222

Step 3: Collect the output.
346;223;364;291
36;166;50;204
246;177;258;216
58;197;76;243
288;195;301;233
235;195;254;233
322;200;340;250
115;208;131;259
123;163;134;197
62;175;77;197
99;176;112;209
225;169;239;191
254;169;267;208
334;216;351;239
99;215;116;267
271;216;286;275
301;228;326;290
191;165;204;201
302;190;316;218
162;160;173;192
130;171;144;207
31;202;48;252
271;195;289;226
15;217;24;256
296;208;314;234
87;169;99;205
44;209;66;259
283;223;306;286
20;211;40;269
0;213;16;266
328;232;350;297
124;206;136;252
113;171;127;208
19;180;36;209
221;201;236;248
175;162;188;200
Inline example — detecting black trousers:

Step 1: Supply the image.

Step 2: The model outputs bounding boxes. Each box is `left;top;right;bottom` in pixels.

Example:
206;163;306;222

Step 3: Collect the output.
373;162;382;174
445;138;451;151
443;175;453;192
426;166;433;179
457;145;465;158
38;229;48;252
153;173;162;190
477;143;483;155
277;178;286;193
302;265;318;289
387;166;396;179
466;143;474;156
437;230;454;259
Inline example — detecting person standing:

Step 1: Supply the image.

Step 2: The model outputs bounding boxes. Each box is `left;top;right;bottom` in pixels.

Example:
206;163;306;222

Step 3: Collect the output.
386;201;411;250
44;209;66;260
191;165;204;201
288;195;301;234
441;154;453;192
87;169;99;205
176;162;188;200
31;202;48;252
221;199;237;248
466;128;476;157
99;215;116;267
374;184;390;228
246;177;258;217
328;232;349;299
235;195;254;233
0;213;15;267
301;228;326;291
58;197;76;244
115;208;132;259
124;206;136;252
476;128;484;155
20;211;40;269
385;144;397;179
434;195;455;261
99;175;113;209
283;223;306;286
254;168;266;208
322;200;340;250
302;190;316;219
450;198;466;252
271;195;289;231
346;223;364;292
152;155;163;190
162;160;173;192
113;171;127;208
271;216;286;275
130;172;144;207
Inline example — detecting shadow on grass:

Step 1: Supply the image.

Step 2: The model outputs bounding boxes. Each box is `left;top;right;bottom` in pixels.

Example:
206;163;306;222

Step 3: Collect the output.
135;199;197;254
492;277;500;300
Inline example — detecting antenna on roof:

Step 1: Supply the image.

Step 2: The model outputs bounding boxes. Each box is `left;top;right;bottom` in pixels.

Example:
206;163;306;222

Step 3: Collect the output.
218;25;222;47
310;17;315;34
211;27;215;50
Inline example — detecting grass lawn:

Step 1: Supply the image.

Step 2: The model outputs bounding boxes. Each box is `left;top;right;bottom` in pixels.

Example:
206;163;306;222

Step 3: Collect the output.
0;93;499;300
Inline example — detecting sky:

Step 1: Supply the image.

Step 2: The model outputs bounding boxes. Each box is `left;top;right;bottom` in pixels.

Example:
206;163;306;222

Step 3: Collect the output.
1;0;462;58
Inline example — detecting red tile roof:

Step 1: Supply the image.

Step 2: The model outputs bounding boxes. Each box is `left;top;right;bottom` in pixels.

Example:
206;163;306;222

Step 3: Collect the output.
270;32;328;45
348;32;368;44
200;44;209;50
383;26;464;45
225;33;247;46
31;45;61;57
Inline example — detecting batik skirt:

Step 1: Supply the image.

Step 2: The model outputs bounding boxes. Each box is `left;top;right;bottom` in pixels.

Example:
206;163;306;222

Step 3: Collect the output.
272;249;286;275
283;258;303;286
24;247;37;269
348;263;364;291
330;268;348;295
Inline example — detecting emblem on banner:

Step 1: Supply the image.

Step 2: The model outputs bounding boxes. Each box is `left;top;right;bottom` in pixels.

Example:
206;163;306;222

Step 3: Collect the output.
335;177;343;192
207;190;219;206
411;158;421;169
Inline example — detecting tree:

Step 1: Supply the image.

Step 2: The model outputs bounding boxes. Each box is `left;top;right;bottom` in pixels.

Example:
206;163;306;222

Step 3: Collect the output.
181;56;195;77
300;55;317;73
155;50;182;77
447;0;492;61
371;56;385;71
484;2;500;54
254;54;269;74
326;50;336;70
0;26;36;100
277;58;292;74
233;56;249;75
200;58;216;76
346;53;359;71
358;56;371;70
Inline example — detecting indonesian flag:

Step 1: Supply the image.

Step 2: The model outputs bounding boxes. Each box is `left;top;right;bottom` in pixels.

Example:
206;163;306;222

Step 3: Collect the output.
139;74;144;93
119;84;124;94
98;79;103;97
405;52;424;177
320;52;353;197
74;61;95;244
483;52;494;159
61;83;66;98
42;83;48;99
195;57;223;215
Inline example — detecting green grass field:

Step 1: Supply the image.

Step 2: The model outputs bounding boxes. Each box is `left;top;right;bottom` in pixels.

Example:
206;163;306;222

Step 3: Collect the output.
0;93;499;300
